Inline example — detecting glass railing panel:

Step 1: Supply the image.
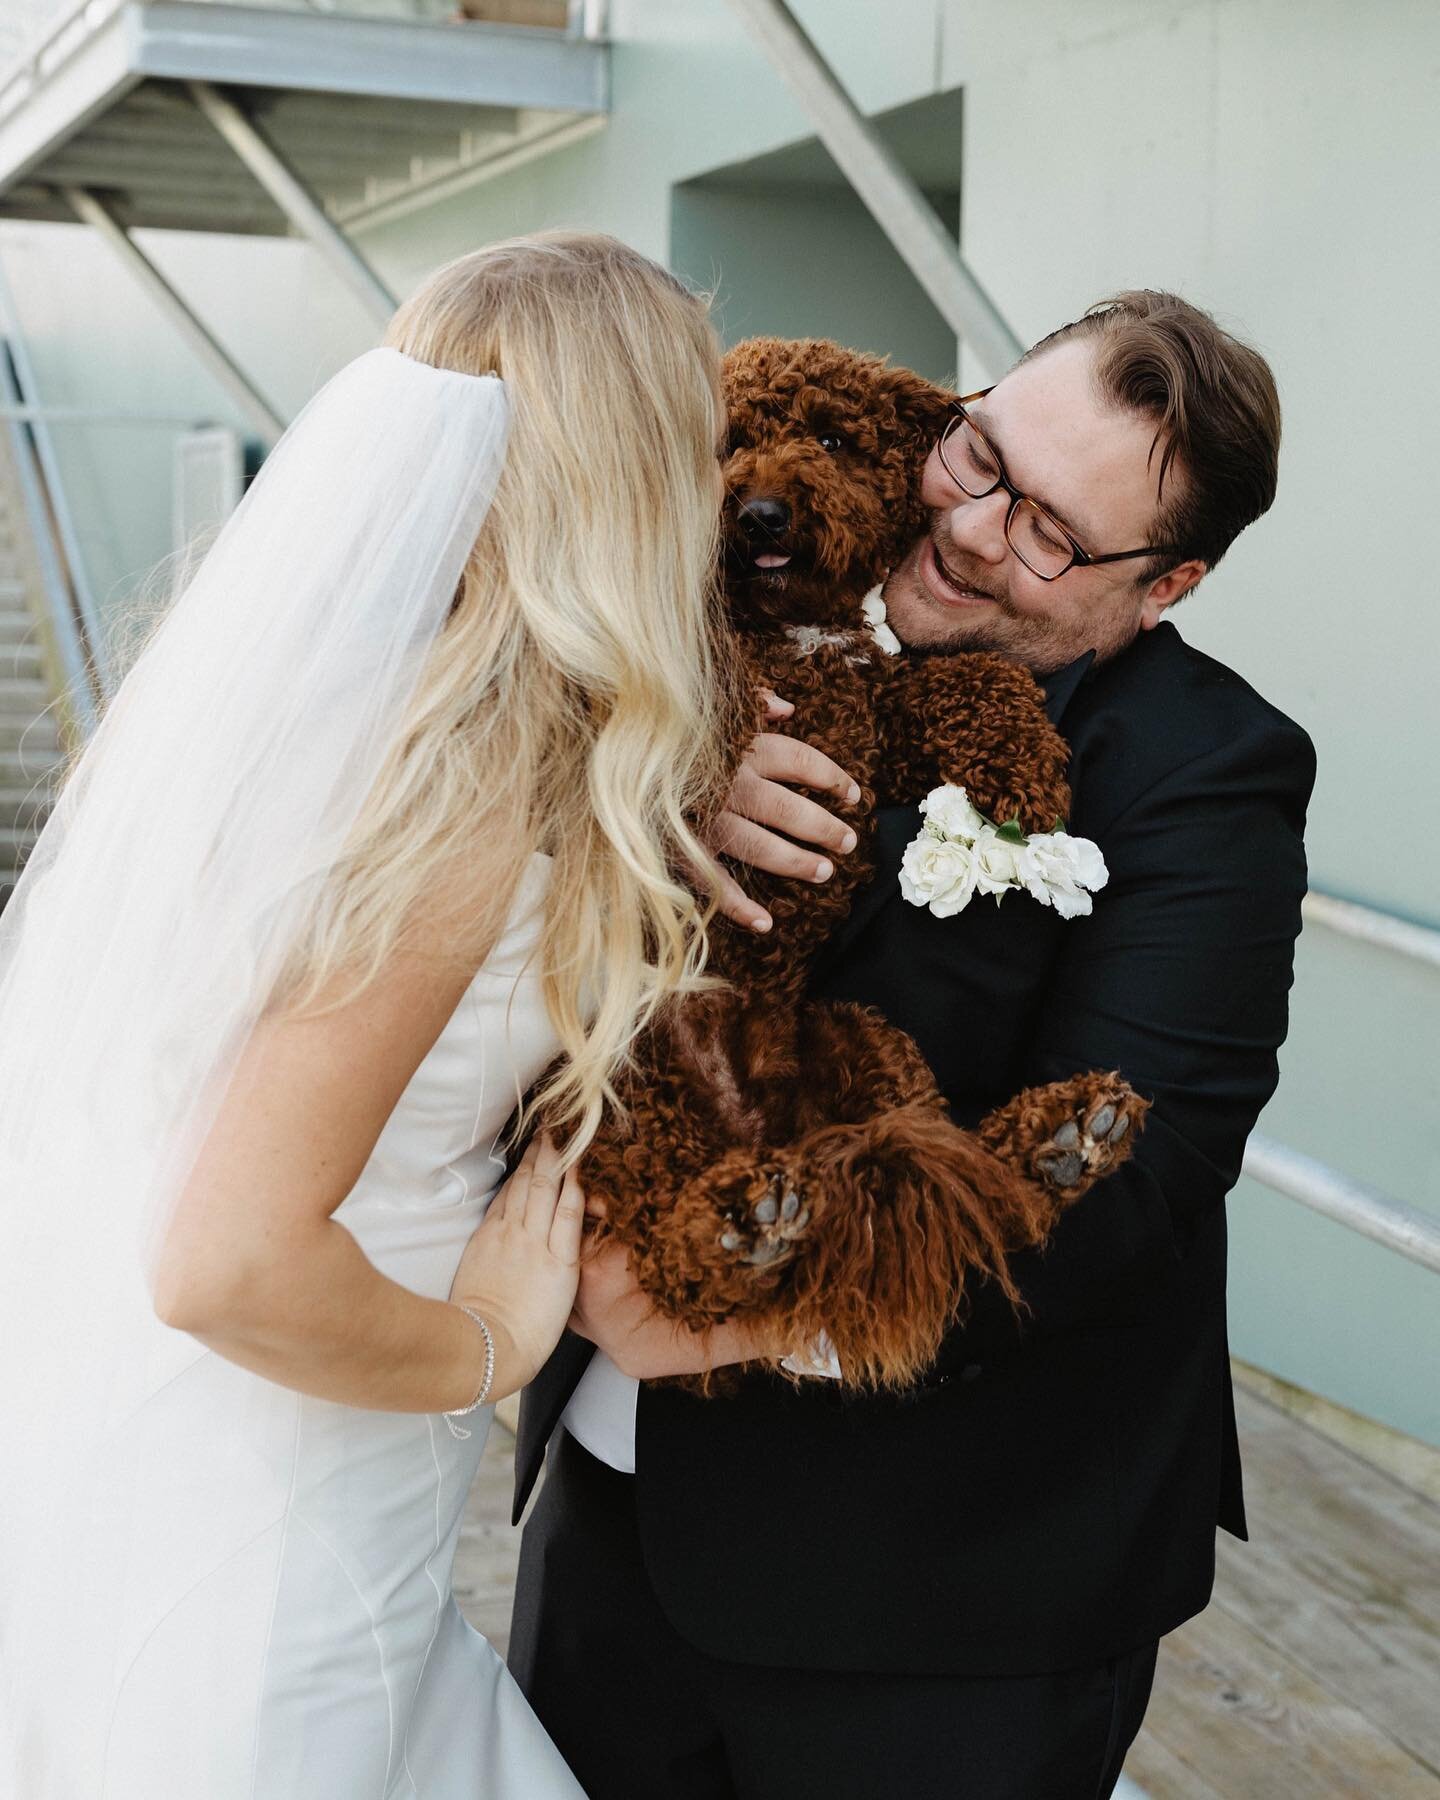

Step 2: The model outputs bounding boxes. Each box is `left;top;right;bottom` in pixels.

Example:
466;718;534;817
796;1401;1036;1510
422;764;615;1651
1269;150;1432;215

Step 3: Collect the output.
1;0;598;90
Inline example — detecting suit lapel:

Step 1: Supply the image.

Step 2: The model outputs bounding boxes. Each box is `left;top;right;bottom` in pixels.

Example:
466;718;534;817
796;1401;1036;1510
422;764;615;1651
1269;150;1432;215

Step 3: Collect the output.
512;1331;595;1524
1042;650;1095;728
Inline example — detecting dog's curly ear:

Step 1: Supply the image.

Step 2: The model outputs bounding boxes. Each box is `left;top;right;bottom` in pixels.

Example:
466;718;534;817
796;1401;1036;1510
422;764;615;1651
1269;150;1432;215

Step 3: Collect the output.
876;367;957;549
882;366;957;459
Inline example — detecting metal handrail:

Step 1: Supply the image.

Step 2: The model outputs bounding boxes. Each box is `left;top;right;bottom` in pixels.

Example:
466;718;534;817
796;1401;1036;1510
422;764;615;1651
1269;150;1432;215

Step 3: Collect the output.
1302;888;1440;972
0;404;222;425
1242;1133;1440;1276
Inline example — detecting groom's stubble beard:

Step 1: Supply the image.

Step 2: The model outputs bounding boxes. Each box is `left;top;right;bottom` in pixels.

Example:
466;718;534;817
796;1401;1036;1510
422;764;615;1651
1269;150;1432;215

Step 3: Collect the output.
881;511;1142;676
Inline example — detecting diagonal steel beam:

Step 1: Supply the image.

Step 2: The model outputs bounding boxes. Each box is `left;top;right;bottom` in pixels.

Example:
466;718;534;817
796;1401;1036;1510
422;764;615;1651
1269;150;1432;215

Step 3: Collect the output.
188;81;397;330
724;0;1023;376
58;184;286;443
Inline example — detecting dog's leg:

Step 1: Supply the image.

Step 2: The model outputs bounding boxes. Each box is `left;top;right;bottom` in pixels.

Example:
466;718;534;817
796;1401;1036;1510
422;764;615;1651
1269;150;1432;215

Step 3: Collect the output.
875;654;1072;834
632;1003;1121;1390
703;1098;1061;1391
974;1069;1149;1199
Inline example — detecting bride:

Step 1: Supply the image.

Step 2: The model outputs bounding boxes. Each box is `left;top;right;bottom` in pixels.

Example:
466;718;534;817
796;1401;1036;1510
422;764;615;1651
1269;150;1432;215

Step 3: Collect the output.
0;231;749;1797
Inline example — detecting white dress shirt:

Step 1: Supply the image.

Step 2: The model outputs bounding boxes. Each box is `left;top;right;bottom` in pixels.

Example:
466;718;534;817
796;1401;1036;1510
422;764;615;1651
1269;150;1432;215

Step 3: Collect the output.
560;1352;639;1473
560;1336;842;1473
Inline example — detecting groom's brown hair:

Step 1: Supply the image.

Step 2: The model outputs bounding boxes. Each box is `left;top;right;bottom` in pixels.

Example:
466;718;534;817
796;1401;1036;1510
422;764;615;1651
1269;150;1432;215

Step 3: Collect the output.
1022;289;1281;582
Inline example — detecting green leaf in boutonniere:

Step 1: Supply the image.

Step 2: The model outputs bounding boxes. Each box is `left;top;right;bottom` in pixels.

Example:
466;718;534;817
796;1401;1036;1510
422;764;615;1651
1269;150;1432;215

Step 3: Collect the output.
993;819;1028;845
1053;818;1067;834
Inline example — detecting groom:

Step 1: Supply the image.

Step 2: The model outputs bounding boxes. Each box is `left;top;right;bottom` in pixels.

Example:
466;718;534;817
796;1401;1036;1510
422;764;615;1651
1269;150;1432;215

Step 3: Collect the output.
508;291;1315;1798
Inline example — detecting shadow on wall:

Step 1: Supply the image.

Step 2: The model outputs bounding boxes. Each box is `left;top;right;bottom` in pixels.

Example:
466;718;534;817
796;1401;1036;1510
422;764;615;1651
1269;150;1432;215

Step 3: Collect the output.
670;88;963;384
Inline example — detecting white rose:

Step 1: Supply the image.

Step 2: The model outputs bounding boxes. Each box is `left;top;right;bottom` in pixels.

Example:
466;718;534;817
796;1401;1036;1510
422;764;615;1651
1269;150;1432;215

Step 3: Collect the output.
970;825;1026;899
918;784;987;843
859;589;902;656
1015;831;1109;920
899;832;981;917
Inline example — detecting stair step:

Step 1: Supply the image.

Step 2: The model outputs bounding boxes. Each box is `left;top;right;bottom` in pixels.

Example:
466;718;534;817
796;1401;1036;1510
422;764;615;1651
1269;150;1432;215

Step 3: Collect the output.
0;823;40;863
0;674;52;705
0;746;64;781
0;612;37;644
1;642;43;677
0;789;50;831
0;715;61;751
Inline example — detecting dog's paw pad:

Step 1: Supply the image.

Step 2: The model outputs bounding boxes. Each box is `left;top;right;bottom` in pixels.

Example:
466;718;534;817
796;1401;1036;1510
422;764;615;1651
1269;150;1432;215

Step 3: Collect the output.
720;1170;809;1268
1034;1088;1141;1195
1038;1150;1085;1187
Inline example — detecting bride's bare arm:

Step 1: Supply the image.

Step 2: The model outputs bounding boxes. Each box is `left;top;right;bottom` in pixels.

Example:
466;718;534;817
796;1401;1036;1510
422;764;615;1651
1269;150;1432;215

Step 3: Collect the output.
150;929;582;1413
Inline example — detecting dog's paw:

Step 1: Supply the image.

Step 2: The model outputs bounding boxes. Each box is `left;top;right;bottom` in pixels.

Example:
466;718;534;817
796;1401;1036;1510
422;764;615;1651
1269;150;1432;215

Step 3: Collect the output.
718;1166;810;1268
1034;1082;1140;1194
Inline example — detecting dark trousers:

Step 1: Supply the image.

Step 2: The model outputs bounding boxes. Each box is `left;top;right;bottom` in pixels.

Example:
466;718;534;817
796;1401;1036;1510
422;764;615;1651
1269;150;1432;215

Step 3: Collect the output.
508;1431;1157;1800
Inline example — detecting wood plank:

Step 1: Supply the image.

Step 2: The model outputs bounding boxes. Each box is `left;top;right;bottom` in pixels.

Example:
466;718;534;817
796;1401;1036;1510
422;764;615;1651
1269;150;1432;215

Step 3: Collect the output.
1223;1387;1440;1773
1123;1727;1228;1800
454;1425;524;1657
453;1393;1440;1795
1138;1602;1438;1798
1232;1361;1440;1506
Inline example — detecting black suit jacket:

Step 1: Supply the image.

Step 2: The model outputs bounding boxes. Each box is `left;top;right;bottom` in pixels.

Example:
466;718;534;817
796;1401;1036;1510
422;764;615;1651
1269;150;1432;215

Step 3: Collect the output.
516;621;1315;1678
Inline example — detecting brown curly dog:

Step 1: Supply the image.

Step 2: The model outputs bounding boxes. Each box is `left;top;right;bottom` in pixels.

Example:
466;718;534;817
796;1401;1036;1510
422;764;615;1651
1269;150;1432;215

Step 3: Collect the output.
581;337;1148;1391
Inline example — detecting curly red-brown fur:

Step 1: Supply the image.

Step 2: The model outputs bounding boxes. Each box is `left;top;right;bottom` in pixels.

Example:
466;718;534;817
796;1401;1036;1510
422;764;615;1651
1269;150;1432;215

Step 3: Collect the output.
576;338;1146;1391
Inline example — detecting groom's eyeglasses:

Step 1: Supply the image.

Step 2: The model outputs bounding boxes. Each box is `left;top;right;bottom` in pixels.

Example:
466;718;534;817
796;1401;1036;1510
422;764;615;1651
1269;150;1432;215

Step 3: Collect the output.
937;389;1186;582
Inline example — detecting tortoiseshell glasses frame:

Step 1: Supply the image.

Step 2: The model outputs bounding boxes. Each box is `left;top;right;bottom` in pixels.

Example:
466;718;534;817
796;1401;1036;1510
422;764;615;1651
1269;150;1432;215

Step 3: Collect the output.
937;387;1185;582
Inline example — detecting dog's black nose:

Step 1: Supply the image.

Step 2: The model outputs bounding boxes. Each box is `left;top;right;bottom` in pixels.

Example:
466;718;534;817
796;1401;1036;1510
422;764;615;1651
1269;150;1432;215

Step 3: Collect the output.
738;497;790;539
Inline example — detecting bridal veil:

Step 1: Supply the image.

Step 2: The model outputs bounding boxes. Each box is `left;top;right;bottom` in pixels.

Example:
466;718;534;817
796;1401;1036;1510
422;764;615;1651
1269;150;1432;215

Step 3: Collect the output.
0;347;510;1770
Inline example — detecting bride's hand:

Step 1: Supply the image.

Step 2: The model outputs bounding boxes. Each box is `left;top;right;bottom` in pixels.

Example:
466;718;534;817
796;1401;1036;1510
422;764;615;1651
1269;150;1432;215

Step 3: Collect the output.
448;1131;585;1396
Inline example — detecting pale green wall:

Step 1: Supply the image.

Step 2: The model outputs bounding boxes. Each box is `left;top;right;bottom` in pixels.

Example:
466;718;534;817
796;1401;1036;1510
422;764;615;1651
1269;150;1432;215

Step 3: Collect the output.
671;183;958;376
2;0;1435;1440
943;0;1440;1446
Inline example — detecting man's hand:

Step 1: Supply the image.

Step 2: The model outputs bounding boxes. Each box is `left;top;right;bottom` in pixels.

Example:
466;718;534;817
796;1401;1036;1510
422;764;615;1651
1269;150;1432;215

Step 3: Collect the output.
570;1235;771;1380
704;691;862;933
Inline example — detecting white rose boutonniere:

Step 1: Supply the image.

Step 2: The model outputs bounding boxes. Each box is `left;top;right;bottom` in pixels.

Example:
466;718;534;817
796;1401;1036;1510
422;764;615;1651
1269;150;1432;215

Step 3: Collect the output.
1014;830;1110;920
860;588;902;656
899;832;980;918
900;784;1108;920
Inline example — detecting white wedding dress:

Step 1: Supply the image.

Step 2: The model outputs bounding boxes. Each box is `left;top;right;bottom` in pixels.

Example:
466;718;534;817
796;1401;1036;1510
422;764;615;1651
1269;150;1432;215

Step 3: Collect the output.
4;855;586;1800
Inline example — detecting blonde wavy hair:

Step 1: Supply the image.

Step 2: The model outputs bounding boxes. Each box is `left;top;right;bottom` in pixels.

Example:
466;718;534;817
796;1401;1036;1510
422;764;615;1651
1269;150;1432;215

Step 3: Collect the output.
286;232;741;1157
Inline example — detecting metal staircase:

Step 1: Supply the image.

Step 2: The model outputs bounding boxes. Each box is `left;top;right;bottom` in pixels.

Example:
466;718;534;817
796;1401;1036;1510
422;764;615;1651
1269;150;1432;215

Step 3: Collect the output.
0;1;609;245
0;470;63;909
0;0;609;436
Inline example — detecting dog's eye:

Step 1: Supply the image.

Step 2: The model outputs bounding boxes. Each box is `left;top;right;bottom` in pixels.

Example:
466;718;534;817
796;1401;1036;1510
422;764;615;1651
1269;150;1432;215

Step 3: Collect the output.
817;432;847;454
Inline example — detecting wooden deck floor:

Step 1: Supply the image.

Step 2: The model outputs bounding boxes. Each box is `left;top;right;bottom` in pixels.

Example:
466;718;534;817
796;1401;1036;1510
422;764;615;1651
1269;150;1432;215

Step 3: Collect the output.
458;1382;1440;1798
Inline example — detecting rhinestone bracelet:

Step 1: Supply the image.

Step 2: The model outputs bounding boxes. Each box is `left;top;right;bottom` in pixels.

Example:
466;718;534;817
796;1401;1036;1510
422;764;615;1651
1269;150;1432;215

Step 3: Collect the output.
444;1305;496;1440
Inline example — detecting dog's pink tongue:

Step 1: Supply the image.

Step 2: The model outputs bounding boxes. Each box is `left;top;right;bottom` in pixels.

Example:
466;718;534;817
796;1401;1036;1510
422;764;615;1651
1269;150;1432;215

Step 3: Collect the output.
754;553;791;569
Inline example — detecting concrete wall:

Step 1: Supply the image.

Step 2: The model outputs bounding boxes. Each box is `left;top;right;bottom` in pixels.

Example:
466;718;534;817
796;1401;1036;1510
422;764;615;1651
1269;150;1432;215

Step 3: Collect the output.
944;0;1440;1446
2;0;1435;1439
671;181;958;375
